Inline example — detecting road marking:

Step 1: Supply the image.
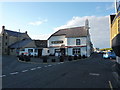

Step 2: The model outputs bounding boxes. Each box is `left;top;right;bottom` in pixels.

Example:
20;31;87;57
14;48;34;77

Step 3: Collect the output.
37;67;41;69
60;62;64;64
30;68;36;70
109;81;113;90
10;72;19;75
44;66;48;67
22;70;28;72
0;75;6;78
48;65;52;67
57;63;61;64
89;73;100;76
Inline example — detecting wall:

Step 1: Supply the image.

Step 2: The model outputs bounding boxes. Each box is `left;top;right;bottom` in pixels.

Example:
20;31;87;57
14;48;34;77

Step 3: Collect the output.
48;35;66;47
67;37;87;46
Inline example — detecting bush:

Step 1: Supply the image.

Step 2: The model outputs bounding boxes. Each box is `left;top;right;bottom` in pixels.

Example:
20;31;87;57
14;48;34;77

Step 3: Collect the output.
68;56;72;61
52;59;56;62
60;56;64;62
43;56;47;63
78;55;81;59
24;55;31;62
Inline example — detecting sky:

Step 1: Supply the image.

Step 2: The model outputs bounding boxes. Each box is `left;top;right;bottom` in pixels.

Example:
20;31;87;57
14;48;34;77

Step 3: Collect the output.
0;1;117;49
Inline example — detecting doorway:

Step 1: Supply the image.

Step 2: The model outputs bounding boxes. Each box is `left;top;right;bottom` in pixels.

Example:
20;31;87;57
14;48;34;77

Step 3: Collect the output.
38;49;42;57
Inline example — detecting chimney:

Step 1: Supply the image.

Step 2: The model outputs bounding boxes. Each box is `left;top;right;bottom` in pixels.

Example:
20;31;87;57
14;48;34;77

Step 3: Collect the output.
1;26;5;34
25;31;27;34
2;26;5;30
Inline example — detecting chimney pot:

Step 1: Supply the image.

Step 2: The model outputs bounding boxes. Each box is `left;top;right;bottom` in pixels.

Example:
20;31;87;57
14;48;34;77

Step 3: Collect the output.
2;26;5;30
25;31;27;34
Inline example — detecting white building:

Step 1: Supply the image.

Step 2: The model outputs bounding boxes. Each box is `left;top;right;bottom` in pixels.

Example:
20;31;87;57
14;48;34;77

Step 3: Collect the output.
48;19;93;57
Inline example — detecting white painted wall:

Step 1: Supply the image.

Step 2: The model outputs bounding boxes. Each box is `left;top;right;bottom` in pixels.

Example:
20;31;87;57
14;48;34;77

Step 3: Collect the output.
42;48;49;56
67;37;87;46
48;35;67;47
19;48;49;56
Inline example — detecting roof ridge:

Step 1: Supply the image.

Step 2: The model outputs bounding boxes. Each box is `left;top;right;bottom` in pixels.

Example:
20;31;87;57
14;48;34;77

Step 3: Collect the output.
5;29;25;34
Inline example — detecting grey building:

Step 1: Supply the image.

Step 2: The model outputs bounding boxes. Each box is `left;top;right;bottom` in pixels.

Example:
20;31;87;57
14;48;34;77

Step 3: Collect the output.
1;26;31;55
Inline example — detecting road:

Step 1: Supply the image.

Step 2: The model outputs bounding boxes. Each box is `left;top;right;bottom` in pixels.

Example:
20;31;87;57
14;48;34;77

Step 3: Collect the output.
2;53;118;88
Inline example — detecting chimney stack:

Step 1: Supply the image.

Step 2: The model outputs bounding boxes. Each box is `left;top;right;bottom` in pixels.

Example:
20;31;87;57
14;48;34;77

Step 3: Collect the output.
25;31;27;34
2;26;5;30
1;26;5;34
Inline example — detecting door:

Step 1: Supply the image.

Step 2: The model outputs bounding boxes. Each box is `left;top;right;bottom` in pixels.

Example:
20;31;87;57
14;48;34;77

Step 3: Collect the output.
60;48;65;56
38;49;42;57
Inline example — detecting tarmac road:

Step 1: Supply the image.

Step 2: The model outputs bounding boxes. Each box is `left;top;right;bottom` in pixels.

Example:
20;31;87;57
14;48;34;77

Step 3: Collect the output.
2;53;118;88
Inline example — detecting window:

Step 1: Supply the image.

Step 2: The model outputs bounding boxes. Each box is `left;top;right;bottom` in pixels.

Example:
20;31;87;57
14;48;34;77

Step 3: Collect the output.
48;50;49;53
11;49;14;52
28;49;33;53
73;48;81;55
34;49;38;52
6;36;7;39
76;39;81;45
5;42;7;46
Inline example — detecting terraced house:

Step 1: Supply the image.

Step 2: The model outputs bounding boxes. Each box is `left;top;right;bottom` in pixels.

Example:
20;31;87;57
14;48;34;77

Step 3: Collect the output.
48;19;93;57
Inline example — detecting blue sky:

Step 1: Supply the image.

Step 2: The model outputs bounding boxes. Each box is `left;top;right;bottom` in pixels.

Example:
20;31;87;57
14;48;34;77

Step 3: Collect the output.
0;2;116;48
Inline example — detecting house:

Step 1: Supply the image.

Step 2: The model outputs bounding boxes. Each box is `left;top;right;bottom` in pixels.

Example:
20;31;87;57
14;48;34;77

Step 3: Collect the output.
48;19;93;57
1;26;49;56
1;26;31;55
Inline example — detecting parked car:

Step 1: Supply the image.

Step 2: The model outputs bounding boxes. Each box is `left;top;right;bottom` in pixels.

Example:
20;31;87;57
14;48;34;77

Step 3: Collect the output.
103;52;116;59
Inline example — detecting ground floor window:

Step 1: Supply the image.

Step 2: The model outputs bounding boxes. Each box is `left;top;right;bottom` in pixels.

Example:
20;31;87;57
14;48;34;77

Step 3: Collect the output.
28;49;33;53
72;48;81;55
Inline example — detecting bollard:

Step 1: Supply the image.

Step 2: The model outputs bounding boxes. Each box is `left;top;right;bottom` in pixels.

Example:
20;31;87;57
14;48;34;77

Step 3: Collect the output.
43;56;47;63
74;55;77;60
68;56;72;61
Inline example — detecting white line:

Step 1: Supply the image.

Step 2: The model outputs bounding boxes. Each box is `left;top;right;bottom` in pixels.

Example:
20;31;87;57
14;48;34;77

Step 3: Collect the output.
109;81;113;90
30;68;36;70
44;66;48;67
60;62;64;64
0;75;6;77
57;63;61;64
37;67;41;69
22;70;28;72
48;65;52;67
89;73;100;76
10;72;19;75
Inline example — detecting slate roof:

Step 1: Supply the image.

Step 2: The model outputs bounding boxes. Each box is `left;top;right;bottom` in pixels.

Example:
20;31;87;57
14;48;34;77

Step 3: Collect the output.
4;29;27;37
9;39;32;48
34;40;47;48
48;26;87;39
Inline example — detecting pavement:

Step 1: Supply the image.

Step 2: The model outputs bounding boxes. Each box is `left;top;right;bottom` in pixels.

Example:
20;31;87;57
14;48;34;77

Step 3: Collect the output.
2;53;119;88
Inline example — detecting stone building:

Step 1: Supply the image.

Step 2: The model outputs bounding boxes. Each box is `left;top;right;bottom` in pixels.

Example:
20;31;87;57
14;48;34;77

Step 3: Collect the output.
1;26;30;55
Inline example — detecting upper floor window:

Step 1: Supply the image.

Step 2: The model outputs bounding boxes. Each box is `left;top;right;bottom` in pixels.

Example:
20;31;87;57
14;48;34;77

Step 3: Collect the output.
76;39;81;45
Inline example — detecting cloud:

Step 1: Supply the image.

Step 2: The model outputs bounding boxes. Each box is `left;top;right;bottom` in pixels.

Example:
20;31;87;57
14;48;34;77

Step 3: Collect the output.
28;19;48;26
30;34;51;40
54;16;110;49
